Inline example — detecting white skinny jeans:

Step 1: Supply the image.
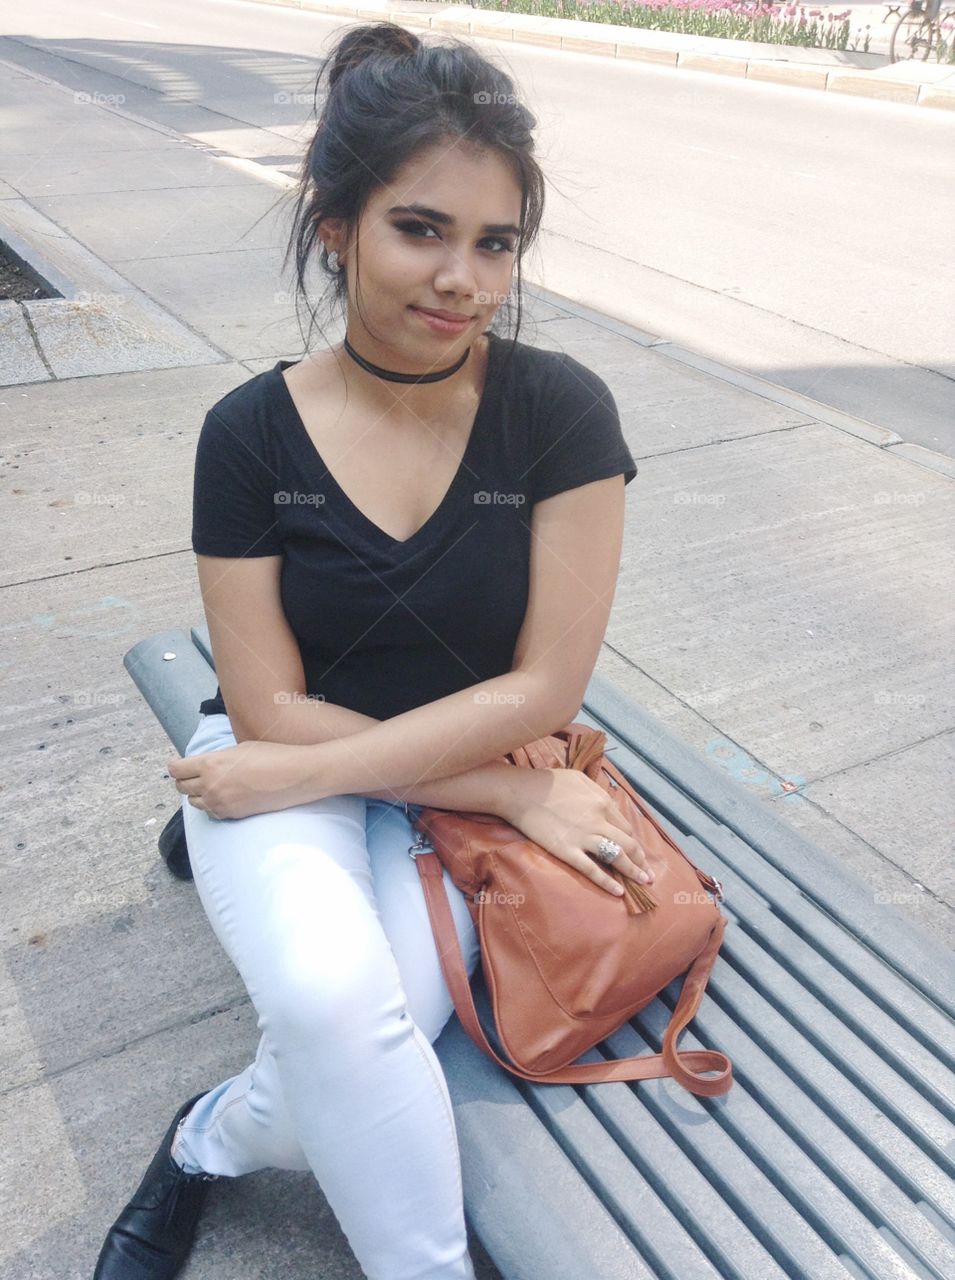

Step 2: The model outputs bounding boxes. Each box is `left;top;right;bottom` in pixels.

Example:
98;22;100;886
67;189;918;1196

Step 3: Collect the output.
174;713;482;1280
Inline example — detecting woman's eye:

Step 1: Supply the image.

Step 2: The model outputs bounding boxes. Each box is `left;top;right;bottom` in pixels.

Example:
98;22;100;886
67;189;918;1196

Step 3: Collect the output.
398;220;437;239
396;221;514;255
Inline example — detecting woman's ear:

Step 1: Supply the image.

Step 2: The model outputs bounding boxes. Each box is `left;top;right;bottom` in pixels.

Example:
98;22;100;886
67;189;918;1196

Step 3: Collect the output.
315;215;348;258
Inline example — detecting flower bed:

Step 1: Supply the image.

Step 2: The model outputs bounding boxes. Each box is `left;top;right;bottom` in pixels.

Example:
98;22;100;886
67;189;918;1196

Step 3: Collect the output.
470;0;955;60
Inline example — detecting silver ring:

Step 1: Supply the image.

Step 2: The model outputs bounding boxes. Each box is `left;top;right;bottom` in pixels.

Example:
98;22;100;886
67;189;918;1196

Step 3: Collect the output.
595;837;622;865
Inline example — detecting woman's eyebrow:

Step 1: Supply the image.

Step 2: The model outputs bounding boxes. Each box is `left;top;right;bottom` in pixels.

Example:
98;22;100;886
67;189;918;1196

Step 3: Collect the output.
386;203;520;237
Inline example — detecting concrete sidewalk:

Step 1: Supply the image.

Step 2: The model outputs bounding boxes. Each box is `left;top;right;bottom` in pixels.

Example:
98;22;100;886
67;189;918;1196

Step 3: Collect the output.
0;39;952;1280
251;0;955;110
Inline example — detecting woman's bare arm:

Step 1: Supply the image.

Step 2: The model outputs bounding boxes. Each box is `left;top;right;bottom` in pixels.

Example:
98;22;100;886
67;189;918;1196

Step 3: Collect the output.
303;474;627;801
195;552;517;815
193;471;624;810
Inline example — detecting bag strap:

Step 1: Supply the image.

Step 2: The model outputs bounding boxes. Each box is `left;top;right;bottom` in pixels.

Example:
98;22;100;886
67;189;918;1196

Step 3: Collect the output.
414;851;733;1097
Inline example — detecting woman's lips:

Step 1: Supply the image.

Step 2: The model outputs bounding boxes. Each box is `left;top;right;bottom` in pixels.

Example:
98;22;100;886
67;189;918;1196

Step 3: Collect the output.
410;306;473;334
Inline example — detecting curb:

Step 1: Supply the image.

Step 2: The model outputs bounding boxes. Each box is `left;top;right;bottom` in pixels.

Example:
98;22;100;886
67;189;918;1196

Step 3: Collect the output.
0;63;227;388
0;200;224;382
2;55;950;479
527;284;955;480
241;0;955;112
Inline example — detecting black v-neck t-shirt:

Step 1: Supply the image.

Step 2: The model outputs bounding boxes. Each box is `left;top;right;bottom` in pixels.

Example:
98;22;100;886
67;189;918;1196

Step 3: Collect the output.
191;330;637;722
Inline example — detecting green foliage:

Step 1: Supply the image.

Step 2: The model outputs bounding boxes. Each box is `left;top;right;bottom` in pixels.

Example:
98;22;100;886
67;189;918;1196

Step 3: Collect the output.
469;1;865;52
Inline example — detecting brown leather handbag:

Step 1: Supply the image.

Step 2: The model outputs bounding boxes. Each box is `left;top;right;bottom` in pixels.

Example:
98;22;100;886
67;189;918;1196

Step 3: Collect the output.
409;722;733;1097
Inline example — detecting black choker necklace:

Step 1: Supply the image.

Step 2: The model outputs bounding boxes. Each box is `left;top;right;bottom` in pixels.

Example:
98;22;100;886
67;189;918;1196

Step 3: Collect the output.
342;334;471;384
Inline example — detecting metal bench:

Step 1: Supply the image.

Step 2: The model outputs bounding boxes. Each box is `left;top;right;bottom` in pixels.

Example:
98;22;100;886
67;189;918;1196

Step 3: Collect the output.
124;625;955;1280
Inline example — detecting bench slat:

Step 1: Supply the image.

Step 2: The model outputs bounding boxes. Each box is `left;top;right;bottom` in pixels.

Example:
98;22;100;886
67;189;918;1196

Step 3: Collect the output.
123;630;218;755
435;1011;653;1280
616;1007;955;1280
631;986;955;1272
581;673;955;1012
710;930;955;1174
521;1064;795;1279
678;837;955;1122
573;725;955;1076
566;1013;952;1280
121;628;954;1280
543;1055;863;1280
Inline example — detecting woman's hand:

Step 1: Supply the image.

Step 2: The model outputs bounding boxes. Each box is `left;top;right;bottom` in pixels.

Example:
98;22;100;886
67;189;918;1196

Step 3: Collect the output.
495;767;654;897
168;740;323;820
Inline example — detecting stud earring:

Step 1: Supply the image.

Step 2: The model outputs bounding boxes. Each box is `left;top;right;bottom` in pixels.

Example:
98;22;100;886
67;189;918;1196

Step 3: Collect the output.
327;249;340;273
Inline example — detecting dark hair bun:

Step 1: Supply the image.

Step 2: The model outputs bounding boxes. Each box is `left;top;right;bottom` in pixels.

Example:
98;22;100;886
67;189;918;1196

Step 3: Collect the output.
282;20;544;358
327;23;421;93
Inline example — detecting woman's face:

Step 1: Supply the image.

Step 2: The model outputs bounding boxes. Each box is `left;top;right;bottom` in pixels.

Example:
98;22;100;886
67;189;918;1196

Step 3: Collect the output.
323;141;522;367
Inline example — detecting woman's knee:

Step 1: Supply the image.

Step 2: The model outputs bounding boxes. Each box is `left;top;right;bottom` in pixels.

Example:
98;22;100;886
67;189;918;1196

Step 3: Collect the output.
261;946;411;1057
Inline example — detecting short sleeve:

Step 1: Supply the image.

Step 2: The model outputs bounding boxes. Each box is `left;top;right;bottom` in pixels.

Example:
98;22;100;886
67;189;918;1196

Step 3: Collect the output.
191;406;283;557
528;352;637;505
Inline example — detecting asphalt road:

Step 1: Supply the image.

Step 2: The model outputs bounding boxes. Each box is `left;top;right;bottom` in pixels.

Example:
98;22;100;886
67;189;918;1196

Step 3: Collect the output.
0;0;952;456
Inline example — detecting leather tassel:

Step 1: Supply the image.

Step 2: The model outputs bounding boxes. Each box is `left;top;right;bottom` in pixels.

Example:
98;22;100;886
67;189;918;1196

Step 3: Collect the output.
611;865;658;914
567;729;607;776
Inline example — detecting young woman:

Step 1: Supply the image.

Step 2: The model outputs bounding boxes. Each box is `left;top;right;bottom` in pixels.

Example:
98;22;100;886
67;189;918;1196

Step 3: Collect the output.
93;22;647;1280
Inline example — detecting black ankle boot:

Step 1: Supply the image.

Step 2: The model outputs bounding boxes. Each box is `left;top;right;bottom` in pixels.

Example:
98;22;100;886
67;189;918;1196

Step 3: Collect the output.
92;1092;220;1279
